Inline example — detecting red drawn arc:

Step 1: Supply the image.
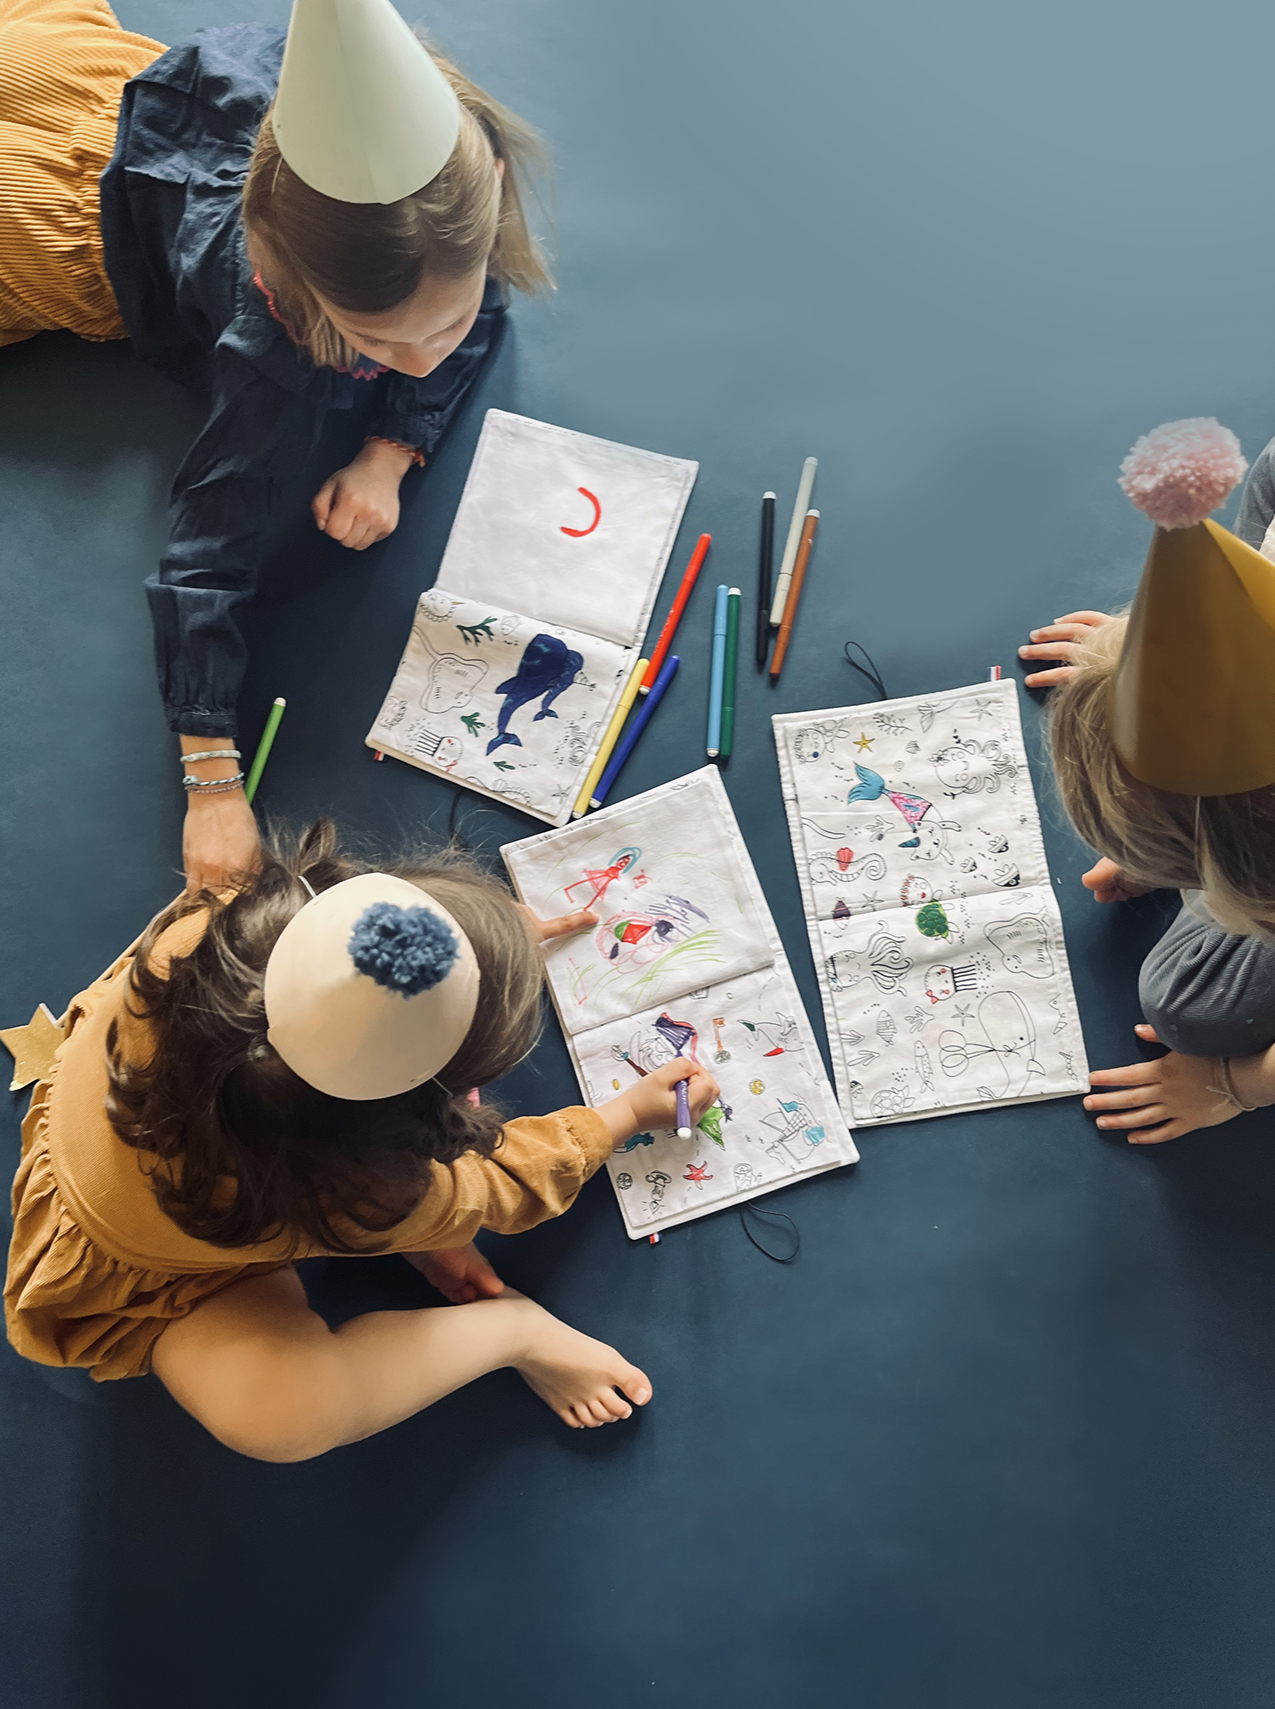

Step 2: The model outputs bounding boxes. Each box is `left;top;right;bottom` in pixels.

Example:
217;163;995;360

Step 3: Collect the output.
560;486;601;537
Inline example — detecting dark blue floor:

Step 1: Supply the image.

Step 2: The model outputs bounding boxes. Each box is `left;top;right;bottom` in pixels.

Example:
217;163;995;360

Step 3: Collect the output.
4;2;1275;1704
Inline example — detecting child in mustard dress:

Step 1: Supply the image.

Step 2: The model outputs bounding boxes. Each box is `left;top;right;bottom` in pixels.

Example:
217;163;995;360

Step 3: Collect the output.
5;822;718;1458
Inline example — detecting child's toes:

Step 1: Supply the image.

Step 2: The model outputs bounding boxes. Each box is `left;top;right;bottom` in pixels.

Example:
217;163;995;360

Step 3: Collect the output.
601;1388;633;1420
617;1362;652;1405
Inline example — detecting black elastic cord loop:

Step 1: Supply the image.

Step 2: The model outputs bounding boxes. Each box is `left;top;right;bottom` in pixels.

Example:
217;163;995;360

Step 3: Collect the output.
739;1202;801;1264
842;640;888;701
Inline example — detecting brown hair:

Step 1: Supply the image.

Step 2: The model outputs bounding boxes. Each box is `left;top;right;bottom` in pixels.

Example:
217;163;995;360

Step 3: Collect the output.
1048;615;1275;938
105;821;546;1254
242;38;551;371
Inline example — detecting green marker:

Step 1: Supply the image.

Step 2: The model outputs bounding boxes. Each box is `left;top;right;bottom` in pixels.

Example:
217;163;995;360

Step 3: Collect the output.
719;588;741;760
244;697;286;805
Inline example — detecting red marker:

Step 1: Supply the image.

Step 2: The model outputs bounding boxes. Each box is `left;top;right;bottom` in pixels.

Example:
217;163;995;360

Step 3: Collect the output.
640;534;711;694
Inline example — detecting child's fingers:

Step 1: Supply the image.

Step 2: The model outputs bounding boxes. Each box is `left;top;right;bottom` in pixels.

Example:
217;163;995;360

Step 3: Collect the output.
1052;610;1111;626
1018;642;1082;662
1094;1102;1167;1130
311;479;335;529
1085;1083;1163;1111
1088;1061;1161;1087
1022;665;1079;688
533;906;598;943
1127;1118;1187;1145
1025;625;1090;644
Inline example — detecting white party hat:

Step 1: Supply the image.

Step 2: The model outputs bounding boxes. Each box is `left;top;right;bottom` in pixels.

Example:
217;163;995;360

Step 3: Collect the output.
272;0;461;204
264;873;480;1100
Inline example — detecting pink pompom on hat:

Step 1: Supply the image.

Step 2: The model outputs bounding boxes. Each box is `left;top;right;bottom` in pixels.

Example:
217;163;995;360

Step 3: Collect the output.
1117;417;1248;530
1110;417;1275;796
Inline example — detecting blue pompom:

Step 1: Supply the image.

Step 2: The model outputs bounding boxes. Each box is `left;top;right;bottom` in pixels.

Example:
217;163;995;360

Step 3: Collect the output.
347;902;459;997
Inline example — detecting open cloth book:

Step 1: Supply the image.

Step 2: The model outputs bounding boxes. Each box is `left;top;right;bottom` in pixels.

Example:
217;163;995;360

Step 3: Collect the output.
502;768;857;1238
366;409;697;825
774;679;1089;1126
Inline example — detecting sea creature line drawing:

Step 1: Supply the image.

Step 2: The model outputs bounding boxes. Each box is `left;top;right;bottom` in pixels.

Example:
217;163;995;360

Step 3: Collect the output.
645;1171;672;1217
792;720;852;763
846;764;934;844
417;589;460;622
456;616;497;644
867;1070;916;1118
733;1162;763;1192
684;1161;713;1187
712;1017;731;1063
832;898;852;920
915;1041;935;1092
924;956;991;1003
931;734;1018;796
761;1096;826;1164
403;722;464;769
937;991;1044;1099
808;847;888;885
915;901;951;940
905;1006;930;1034
739;1014;799;1056
616;1172;633;1189
486;634;584;754
899;875;932;906
377;695;407;729
827;928;913;994
987;915;1056;980
1048;995;1067;1035
876;1011;897;1047
420;646;487;714
564;846;641;909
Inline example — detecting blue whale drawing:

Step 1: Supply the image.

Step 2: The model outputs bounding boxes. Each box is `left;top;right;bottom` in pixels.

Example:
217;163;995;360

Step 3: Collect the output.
486;634;584;755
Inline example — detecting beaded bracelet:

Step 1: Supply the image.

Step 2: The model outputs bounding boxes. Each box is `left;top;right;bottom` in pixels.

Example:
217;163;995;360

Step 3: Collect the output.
364;434;425;468
183;772;245;793
181;749;241;765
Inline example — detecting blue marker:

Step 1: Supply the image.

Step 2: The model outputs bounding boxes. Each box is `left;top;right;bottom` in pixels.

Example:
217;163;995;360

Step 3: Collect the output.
706;584;729;758
591;653;680;808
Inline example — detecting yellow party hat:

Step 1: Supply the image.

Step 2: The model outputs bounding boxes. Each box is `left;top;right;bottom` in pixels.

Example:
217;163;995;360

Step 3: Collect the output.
1110;418;1275;796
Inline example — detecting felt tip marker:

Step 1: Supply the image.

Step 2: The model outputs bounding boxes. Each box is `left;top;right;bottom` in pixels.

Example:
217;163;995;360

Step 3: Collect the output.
641;534;710;693
769;510;819;682
720;587;741;760
675;1078;693;1140
706;583;729;757
756;493;775;668
572;655;648;817
770;457;817;626
591;653;679;807
245;697;286;805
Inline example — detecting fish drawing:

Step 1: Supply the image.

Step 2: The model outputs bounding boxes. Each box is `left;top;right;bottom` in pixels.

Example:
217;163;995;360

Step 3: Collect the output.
486;634;584;754
876;1011;897;1047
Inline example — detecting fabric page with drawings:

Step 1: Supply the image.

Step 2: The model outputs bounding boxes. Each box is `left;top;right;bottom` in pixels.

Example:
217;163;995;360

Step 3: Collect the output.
436;409;699;648
774;680;1089;1126
502;768;857;1237
367;591;632;826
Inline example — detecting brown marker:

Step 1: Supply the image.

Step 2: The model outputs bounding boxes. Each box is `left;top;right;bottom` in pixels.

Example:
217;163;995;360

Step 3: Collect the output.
769;510;819;681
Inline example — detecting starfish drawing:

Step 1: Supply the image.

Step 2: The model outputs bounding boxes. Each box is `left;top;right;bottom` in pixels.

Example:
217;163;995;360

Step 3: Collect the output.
684;1161;713;1186
859;891;883;910
855;732;874;752
953;1003;973;1025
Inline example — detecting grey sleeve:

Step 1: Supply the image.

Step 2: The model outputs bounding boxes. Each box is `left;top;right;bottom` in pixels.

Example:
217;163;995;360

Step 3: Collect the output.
1231;434;1275;549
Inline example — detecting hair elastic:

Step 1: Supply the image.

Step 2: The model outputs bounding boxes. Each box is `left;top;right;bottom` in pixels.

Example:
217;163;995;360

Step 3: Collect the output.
298;873;318;901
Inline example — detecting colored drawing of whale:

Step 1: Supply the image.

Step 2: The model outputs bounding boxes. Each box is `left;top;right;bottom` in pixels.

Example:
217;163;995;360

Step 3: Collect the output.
486;634;584;754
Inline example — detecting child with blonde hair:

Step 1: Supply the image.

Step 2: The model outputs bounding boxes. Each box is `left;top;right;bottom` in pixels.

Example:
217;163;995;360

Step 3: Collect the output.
0;0;546;888
4;821;718;1457
1019;418;1275;1143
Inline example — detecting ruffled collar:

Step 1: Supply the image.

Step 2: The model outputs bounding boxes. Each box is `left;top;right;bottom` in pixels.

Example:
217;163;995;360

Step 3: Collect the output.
252;273;390;379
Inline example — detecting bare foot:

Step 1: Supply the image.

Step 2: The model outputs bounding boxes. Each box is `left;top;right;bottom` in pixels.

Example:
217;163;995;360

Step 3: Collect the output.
510;1296;651;1429
406;1243;504;1304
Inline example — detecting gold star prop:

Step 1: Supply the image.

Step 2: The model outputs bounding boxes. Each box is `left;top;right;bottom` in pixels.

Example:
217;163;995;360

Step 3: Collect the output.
1;1004;66;1091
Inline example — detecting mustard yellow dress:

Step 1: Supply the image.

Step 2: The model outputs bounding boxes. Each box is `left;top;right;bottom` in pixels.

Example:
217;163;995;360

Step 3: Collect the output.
5;910;613;1381
0;0;164;346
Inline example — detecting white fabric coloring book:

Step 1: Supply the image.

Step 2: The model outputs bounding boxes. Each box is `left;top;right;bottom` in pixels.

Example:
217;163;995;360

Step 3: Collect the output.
773;680;1089;1127
502;768;858;1237
367;410;697;824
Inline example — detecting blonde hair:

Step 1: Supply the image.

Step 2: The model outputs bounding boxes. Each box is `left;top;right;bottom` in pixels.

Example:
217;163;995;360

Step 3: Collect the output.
242;39;550;372
1048;615;1275;939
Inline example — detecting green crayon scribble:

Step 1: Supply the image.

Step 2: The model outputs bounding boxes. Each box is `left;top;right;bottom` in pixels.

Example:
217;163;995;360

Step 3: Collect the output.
916;901;950;940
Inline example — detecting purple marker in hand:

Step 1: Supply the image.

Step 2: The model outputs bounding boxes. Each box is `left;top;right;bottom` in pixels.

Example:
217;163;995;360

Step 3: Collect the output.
675;1077;692;1140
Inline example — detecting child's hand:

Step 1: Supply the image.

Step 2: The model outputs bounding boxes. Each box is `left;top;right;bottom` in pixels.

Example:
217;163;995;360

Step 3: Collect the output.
1018;609;1114;687
1084;1026;1241;1144
517;904;598;946
598;1056;720;1145
183;789;262;892
1081;857;1152;904
312;439;416;550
